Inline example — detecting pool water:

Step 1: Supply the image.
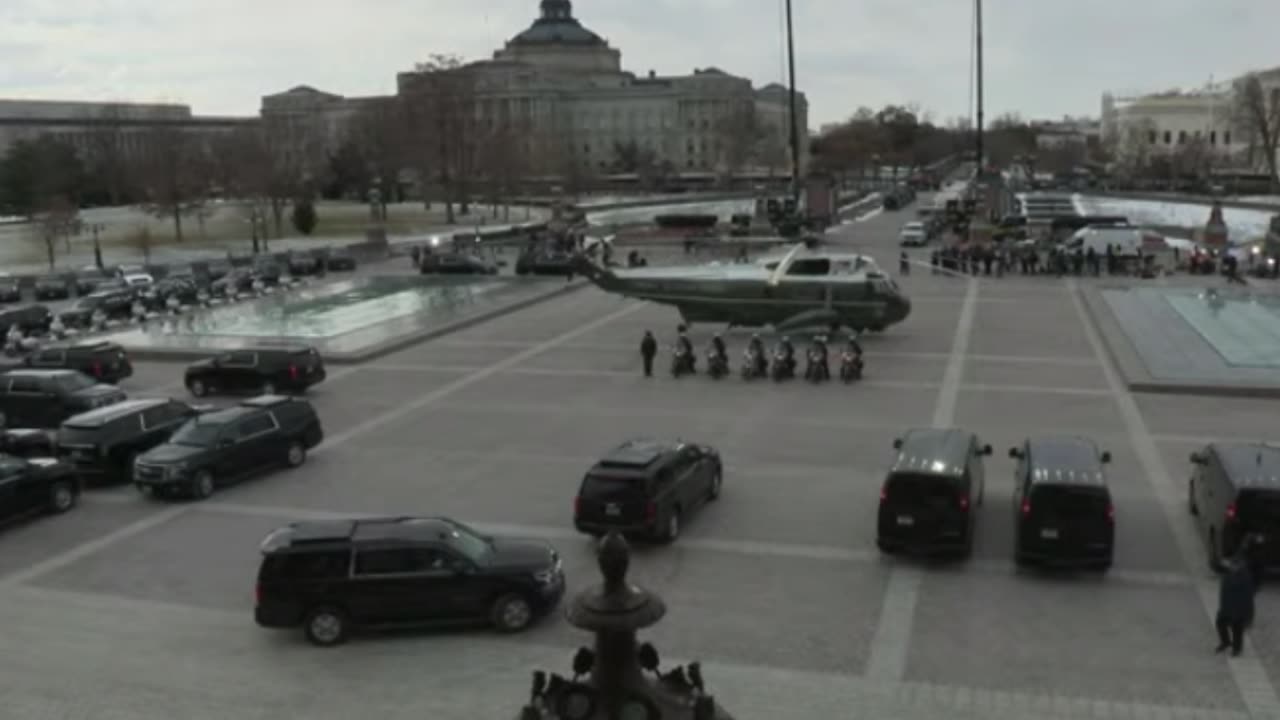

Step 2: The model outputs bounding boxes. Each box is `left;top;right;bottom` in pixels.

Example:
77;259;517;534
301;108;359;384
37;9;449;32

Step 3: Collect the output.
179;276;507;339
1166;291;1280;368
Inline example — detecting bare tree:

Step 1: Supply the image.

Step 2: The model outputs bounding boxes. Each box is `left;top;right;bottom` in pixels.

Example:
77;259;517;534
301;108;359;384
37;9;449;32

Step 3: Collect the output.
1115;118;1156;176
402;54;479;223
123;225;154;264
221;122;322;240
1233;73;1280;190
33;195;79;269
134;125;206;242
349;97;408;213
475;117;531;220
85;104;134;206
714;102;764;183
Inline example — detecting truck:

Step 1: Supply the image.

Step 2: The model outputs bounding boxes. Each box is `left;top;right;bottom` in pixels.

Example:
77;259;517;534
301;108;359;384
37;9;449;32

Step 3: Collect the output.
1063;226;1144;258
802;173;837;229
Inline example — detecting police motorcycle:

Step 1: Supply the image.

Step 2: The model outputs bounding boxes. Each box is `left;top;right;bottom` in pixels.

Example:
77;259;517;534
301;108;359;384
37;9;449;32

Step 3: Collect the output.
671;334;696;377
741;335;768;381
706;336;729;380
839;338;864;383
804;336;830;383
770;337;796;382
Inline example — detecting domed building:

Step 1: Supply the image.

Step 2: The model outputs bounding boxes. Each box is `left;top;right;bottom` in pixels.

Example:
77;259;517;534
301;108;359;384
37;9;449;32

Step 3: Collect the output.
494;0;621;74
264;0;807;183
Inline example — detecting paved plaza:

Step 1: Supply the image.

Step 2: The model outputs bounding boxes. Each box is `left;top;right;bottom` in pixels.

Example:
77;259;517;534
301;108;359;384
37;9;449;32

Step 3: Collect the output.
3;207;1280;719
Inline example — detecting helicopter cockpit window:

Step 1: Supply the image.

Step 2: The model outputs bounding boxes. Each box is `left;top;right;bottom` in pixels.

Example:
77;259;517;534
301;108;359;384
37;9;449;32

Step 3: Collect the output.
832;260;855;275
785;258;831;276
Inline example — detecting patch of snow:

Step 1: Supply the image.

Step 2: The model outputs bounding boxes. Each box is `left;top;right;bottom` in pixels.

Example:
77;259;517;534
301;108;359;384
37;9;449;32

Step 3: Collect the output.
1075;195;1275;244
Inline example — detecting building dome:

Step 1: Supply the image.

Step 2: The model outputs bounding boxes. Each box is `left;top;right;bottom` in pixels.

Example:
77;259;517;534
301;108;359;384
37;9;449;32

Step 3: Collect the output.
508;0;607;47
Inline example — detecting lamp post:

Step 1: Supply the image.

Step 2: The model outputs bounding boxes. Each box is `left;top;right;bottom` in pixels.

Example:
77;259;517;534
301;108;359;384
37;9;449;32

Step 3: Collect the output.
90;223;105;269
516;532;734;720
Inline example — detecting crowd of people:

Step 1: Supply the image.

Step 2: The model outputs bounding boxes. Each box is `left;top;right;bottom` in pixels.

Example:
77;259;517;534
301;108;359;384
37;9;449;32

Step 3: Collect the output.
639;326;864;383
900;242;1166;280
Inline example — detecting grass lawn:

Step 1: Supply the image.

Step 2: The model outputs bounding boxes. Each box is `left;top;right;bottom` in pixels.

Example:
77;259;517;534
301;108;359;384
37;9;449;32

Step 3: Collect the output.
0;200;547;267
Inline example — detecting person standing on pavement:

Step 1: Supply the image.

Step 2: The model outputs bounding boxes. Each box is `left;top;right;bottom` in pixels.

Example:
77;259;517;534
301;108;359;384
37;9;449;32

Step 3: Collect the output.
640;330;657;377
1216;556;1256;656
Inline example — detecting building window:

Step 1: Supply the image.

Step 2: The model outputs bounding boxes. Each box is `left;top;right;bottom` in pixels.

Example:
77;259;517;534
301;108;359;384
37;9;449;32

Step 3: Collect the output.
584;143;590;154
1164;131;1172;145
1210;131;1217;145
1224;131;1232;145
1178;130;1187;144
1148;130;1157;144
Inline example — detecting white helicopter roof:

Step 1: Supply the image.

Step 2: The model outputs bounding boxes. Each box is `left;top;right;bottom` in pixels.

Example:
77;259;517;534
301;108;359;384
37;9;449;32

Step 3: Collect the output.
615;244;885;281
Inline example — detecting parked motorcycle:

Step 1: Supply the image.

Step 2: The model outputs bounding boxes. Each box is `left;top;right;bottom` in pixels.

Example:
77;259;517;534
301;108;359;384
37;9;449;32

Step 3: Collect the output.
771;349;794;382
741;348;767;380
804;348;830;383
707;348;728;379
671;346;695;377
839;351;864;383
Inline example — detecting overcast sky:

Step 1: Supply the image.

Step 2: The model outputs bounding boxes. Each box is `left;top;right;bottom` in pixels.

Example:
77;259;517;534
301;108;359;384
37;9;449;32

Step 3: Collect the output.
2;0;1278;128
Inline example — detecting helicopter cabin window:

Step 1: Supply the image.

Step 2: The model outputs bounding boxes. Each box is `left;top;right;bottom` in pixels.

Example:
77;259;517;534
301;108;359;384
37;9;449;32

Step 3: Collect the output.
785;258;830;276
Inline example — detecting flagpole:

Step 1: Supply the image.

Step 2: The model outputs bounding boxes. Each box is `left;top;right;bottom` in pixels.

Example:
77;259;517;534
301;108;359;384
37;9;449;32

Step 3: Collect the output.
974;0;985;173
784;0;801;201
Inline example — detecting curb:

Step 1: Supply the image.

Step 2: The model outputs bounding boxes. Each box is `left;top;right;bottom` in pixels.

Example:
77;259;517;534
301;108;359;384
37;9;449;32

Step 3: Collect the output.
1077;282;1280;399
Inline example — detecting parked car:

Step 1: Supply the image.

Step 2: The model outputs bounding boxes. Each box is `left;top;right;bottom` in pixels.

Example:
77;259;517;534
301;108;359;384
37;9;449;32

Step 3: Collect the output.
74;268;112;296
0;454;79;526
515;250;575;276
58;397;206;484
325;248;357;271
573;438;723;542
133;395;323;500
0;304;53;336
1009;436;1115;571
877;428;992;558
33;275;72;301
205;259;233;281
0;274;22;303
420;252;498;275
184;346;326;398
1189;442;1280;572
898;221;928;247
0;369;127;429
211;268;255;297
59;290;135;328
252;257;283;285
286;252;322;276
254;515;565;645
22;341;133;383
0;428;56;457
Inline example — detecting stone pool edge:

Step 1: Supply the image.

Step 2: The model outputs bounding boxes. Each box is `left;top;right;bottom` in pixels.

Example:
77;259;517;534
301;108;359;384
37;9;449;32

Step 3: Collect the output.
1079;283;1280;399
121;280;593;365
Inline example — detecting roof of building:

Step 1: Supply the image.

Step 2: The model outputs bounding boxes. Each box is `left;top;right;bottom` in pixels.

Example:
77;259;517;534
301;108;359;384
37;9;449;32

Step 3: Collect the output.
508;0;608;47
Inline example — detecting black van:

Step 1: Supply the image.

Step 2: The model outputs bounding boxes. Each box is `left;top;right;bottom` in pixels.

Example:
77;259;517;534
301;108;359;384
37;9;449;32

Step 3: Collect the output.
1009;437;1115;571
877;428;992;558
1189;443;1280;572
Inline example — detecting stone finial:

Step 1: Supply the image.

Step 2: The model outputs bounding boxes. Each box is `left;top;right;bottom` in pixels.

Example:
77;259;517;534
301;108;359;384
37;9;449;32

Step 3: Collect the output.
598;531;629;593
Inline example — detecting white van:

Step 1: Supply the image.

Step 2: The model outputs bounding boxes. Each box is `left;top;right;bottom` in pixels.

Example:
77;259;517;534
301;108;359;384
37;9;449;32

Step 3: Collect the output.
1065;226;1143;258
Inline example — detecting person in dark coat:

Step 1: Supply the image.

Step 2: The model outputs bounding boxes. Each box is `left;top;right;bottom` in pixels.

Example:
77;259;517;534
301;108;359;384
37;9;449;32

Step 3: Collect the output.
1216;557;1256;656
639;331;657;378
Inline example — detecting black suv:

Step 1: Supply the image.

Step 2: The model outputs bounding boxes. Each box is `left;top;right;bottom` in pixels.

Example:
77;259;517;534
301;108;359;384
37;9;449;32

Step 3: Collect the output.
0;304;52;335
75;268;112;296
60;289;135;328
1009;436;1114;571
1;428;55;458
877;428;992;558
184;346;326;398
0;369;127;429
1189;443;1280;572
574;439;723;542
286;252;322;276
33;275;71;300
133;395;323;499
326;248;357;271
23;341;134;383
0;275;20;303
58;398;206;484
0;454;79;526
254;515;565;646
